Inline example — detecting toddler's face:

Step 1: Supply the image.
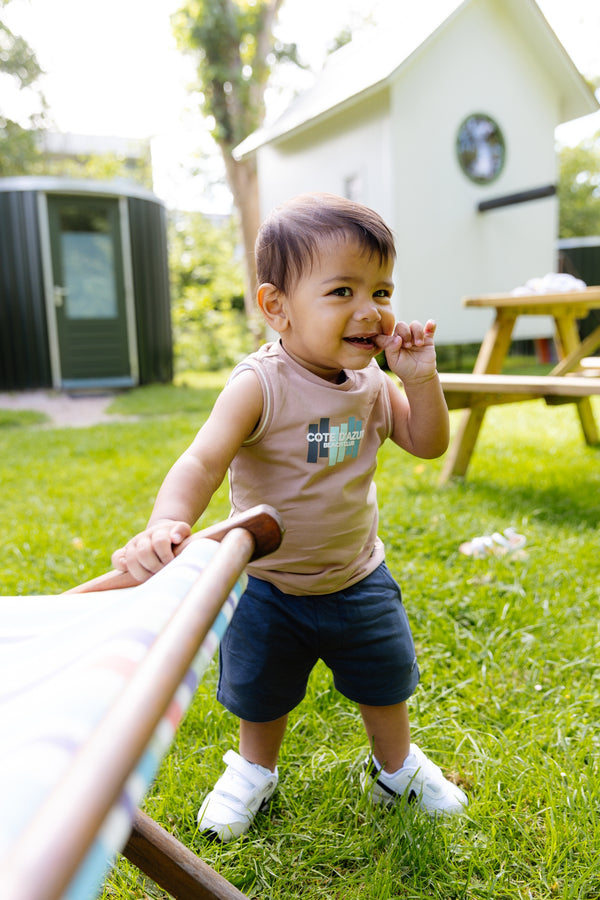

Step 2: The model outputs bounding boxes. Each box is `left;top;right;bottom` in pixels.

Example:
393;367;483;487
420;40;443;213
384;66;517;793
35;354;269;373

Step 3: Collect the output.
278;236;395;382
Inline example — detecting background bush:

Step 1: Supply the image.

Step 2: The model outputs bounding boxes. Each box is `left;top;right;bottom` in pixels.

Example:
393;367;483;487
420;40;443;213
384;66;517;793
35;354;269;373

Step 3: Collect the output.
169;211;253;372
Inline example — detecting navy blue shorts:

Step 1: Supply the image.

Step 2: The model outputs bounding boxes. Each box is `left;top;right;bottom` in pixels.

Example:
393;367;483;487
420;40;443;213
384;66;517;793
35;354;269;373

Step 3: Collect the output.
217;562;420;723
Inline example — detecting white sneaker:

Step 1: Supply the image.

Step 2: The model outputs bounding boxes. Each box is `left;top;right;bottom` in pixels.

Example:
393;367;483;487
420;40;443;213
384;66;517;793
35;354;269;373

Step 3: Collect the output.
361;743;467;816
197;749;278;842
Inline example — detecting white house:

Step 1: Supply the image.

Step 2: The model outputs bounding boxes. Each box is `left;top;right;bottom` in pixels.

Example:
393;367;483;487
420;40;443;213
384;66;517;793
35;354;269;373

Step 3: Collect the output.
235;0;599;343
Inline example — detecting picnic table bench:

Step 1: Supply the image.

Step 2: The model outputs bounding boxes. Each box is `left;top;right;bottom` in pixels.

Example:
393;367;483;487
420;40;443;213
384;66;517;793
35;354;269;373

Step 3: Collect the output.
440;372;600;408
439;288;600;481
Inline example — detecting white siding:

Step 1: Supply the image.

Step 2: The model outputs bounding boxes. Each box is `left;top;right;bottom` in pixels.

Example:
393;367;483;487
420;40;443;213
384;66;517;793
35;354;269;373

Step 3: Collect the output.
389;0;557;341
251;0;596;344
257;91;392;224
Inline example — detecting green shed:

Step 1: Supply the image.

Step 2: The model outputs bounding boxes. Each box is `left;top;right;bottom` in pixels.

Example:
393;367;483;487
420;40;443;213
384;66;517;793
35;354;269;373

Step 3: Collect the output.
0;177;172;391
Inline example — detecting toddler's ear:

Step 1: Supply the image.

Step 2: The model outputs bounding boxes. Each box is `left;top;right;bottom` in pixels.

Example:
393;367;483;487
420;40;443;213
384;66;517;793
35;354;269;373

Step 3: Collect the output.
257;283;289;333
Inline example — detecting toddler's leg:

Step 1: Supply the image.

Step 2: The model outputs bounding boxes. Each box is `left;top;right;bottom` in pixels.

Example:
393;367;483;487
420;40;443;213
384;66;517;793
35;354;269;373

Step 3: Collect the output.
197;716;287;842
359;701;467;816
360;701;411;772
240;714;288;771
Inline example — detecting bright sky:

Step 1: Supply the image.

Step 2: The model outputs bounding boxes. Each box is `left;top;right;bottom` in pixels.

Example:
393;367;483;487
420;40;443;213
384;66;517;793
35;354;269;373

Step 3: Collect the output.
3;0;600;211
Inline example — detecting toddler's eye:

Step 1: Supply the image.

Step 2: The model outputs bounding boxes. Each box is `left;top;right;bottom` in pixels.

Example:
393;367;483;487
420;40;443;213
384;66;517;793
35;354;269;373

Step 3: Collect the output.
374;289;391;298
330;286;353;297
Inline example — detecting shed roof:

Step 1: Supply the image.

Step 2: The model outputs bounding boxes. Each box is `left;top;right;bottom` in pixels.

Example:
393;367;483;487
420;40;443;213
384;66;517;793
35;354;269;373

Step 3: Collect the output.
0;176;161;204
234;0;599;159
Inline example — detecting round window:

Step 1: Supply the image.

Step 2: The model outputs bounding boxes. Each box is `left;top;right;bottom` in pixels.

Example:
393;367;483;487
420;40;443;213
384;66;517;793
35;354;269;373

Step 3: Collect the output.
456;114;506;184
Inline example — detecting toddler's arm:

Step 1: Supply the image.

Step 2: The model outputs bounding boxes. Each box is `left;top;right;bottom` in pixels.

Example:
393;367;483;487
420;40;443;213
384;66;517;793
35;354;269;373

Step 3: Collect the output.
376;319;449;459
111;369;263;583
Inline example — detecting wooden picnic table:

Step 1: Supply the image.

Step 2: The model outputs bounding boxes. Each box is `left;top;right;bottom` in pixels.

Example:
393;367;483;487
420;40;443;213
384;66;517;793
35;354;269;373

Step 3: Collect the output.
439;287;600;482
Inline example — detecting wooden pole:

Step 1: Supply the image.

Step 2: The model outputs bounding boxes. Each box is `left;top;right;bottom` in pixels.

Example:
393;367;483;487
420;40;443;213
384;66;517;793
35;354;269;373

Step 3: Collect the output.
66;504;284;594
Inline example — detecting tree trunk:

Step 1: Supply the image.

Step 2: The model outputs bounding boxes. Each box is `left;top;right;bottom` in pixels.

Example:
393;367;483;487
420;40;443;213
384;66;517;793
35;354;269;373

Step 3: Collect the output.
221;148;264;345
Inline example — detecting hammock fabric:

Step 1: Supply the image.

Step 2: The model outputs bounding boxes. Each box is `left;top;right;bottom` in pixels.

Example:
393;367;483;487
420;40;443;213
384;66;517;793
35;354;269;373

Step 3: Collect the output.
0;506;283;900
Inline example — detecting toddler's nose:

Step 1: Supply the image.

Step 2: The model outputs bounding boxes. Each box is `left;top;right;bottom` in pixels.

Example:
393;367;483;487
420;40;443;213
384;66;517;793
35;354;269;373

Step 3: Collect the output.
354;298;382;321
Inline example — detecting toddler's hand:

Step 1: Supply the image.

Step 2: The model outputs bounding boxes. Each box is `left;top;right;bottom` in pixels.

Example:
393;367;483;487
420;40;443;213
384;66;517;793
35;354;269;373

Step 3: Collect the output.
111;519;192;583
375;319;438;384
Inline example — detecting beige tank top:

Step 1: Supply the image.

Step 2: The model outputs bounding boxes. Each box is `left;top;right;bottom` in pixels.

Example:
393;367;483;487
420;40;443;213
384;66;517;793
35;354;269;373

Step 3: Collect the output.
229;341;393;595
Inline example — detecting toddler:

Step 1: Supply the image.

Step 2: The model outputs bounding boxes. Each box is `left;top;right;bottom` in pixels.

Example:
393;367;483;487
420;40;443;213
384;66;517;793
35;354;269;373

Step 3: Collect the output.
113;193;467;841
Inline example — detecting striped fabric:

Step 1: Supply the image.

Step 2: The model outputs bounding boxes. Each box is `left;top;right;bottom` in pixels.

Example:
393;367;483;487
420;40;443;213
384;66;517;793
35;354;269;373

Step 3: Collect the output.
0;540;247;899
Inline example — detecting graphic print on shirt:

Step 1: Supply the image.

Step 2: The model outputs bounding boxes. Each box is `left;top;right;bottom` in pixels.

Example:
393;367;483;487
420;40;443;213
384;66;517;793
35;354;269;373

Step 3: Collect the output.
306;417;365;466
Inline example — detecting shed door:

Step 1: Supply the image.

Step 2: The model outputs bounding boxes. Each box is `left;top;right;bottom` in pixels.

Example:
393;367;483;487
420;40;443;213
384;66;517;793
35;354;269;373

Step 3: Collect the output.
47;196;134;387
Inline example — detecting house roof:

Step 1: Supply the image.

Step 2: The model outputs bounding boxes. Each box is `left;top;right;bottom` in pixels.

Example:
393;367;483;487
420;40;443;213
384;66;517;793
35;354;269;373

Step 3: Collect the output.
234;0;599;160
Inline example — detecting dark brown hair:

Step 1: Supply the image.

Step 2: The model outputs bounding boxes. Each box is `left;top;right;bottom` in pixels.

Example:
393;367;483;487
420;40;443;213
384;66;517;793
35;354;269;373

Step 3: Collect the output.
255;193;396;294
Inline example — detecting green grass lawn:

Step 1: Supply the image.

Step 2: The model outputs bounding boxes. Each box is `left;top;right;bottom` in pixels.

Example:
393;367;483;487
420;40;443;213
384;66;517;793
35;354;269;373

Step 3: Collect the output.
1;383;599;899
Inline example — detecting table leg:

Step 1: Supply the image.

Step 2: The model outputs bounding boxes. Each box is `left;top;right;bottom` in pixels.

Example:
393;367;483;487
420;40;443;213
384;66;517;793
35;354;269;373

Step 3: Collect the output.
550;323;600;376
553;316;599;445
471;314;518;375
440;313;516;482
440;406;488;480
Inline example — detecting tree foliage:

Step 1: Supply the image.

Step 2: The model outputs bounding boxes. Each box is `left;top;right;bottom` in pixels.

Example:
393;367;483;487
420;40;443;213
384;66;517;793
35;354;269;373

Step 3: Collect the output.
0;0;46;175
0;1;42;88
558;133;600;238
172;0;293;149
40;149;154;190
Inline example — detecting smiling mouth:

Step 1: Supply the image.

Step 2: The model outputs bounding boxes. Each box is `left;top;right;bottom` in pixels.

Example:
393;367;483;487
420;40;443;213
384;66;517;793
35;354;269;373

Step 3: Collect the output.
344;335;378;347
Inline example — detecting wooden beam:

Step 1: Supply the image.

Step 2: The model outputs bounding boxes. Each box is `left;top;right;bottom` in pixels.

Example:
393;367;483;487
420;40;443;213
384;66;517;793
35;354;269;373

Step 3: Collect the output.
123;809;248;900
550;324;600;376
477;184;555;212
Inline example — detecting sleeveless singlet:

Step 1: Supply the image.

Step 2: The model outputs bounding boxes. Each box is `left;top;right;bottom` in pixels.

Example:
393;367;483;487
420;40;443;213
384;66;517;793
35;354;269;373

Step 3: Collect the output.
228;341;394;595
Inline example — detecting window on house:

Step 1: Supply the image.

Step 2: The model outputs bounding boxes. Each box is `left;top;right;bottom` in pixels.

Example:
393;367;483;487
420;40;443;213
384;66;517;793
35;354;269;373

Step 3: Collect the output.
456;113;506;184
344;174;363;202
